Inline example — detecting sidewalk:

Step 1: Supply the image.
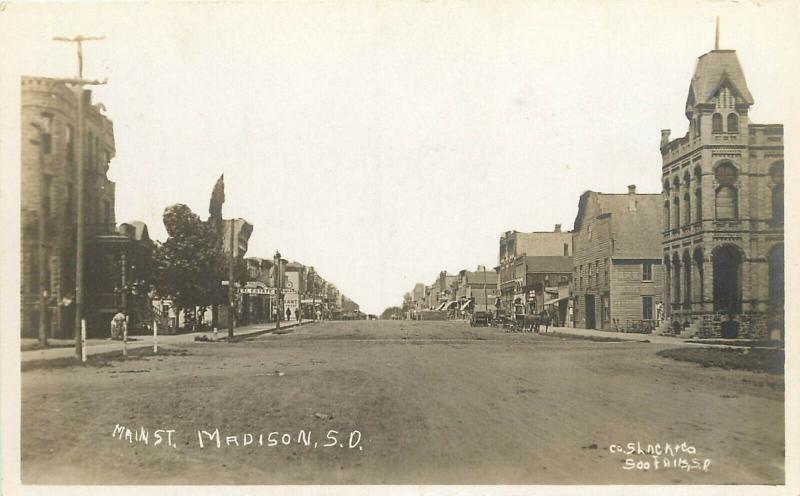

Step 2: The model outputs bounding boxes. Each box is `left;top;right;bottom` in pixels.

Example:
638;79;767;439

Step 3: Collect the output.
21;320;311;363
540;325;684;345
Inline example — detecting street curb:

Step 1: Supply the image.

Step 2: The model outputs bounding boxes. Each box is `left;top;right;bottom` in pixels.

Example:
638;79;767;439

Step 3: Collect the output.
218;321;312;342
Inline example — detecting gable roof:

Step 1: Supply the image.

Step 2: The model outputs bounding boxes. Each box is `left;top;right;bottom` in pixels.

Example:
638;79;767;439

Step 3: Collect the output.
686;50;753;110
573;191;662;258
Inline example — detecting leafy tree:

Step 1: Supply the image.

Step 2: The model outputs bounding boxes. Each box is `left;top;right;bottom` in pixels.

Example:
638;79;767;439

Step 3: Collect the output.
153;204;226;323
380;306;403;319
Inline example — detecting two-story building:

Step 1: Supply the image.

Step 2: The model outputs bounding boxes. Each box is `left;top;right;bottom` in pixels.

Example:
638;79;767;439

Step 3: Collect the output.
572;186;664;331
497;225;572;315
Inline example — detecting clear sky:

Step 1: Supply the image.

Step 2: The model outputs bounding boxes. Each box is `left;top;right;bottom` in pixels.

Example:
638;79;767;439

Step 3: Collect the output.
3;1;798;314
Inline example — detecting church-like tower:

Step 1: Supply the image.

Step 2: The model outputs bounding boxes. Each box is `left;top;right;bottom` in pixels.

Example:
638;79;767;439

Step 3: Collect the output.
659;30;784;339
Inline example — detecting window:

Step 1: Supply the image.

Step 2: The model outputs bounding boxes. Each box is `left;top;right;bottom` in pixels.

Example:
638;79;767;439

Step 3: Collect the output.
770;161;784;222
673;196;680;229
712;113;723;133
39;114;54;154
66;124;74;161
715;162;737;185
727;113;739;133
684;192;691;225
695;189;702;223
642;296;653;320
563;243;569;256
695;115;702;137
716;186;738;220
663;200;670;231
772;184;784;222
642;262;653;281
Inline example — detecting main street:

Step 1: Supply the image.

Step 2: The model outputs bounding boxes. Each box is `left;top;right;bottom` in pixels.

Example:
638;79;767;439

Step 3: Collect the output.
22;320;783;485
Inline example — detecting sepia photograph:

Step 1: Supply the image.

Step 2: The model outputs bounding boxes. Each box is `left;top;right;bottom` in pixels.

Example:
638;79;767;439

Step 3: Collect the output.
1;1;798;495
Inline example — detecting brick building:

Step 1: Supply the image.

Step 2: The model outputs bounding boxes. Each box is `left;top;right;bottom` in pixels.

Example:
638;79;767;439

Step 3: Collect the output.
497;225;572;313
21;76;149;338
572;186;664;331
660;45;784;339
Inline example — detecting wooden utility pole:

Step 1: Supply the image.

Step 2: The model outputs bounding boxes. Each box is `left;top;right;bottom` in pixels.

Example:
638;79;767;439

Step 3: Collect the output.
228;219;235;339
274;251;282;330
53;35;106;359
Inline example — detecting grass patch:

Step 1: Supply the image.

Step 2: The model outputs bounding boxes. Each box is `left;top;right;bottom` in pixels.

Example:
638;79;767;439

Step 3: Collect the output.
540;332;627;343
657;347;784;375
21;346;191;372
684;339;783;349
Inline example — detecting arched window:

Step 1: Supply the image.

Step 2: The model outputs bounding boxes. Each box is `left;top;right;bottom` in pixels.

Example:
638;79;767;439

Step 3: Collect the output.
712;113;723;133
715;162;737;184
716;186;738;220
695;115;702;137
663;200;671;231
727;113;739;133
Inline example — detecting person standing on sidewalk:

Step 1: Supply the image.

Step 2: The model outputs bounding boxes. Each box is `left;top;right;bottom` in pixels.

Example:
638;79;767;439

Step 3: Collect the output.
286;307;292;322
295;308;301;323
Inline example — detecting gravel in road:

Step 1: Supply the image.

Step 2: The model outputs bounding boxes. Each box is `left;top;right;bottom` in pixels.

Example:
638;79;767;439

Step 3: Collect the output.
21;320;784;484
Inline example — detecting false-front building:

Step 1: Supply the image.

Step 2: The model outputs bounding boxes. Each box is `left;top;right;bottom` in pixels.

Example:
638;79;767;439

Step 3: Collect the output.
660;47;784;339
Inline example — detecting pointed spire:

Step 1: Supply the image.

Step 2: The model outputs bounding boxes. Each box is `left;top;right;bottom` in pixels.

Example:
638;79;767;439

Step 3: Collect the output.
715;16;720;50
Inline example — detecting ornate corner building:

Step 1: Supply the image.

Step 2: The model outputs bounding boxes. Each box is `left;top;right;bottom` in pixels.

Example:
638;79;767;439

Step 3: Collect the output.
660;48;784;339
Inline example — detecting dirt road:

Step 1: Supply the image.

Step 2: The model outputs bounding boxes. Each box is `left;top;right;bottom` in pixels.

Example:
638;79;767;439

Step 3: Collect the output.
21;320;784;484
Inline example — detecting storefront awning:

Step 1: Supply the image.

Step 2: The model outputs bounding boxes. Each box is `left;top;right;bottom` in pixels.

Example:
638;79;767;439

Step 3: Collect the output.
446;301;459;310
436;301;448;311
460;301;471;311
543;296;569;306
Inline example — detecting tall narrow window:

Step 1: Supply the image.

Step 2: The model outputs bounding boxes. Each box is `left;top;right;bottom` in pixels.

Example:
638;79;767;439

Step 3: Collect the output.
673;196;680;229
684;192;691;225
41;114;54;154
642;262;653;282
716;186;738;220
712;113;723;133
770;161;784;222
66;124;75;163
727;113;739;133
772;184;784;222
664;200;671;231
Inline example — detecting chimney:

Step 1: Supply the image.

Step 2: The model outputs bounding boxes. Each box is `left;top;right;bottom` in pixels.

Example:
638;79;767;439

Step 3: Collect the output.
660;129;671;147
554;224;562;232
628;185;638;211
628;185;636;195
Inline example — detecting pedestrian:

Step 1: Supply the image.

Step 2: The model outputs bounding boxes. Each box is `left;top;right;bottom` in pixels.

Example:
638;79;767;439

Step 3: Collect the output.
286;307;292;321
295;308;301;322
316;309;322;321
655;302;664;326
110;309;126;340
